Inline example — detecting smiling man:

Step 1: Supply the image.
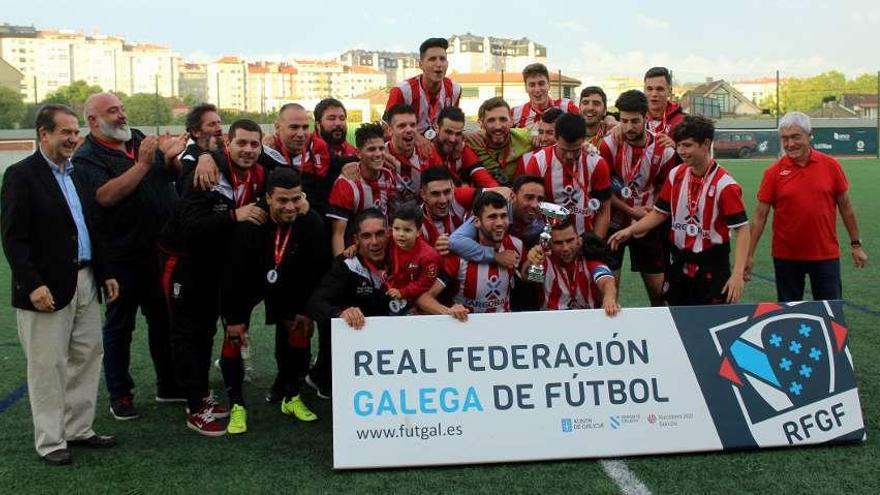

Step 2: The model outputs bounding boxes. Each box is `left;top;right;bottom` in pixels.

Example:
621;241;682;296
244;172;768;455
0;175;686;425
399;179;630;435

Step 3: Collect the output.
511;63;579;130
386;37;461;136
465;97;533;187
746;111;867;301
385;103;443;203
609;116;750;306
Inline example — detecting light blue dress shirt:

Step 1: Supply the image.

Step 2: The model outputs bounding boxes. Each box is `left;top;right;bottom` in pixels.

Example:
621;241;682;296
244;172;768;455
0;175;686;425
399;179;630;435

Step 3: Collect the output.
41;148;92;263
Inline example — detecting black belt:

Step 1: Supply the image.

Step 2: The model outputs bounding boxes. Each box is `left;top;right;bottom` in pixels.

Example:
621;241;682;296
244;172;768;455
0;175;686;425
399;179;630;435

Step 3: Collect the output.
76;260;91;270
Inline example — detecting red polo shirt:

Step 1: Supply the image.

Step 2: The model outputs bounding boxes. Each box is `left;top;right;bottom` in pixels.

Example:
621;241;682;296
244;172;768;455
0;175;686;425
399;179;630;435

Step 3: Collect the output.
757;150;848;260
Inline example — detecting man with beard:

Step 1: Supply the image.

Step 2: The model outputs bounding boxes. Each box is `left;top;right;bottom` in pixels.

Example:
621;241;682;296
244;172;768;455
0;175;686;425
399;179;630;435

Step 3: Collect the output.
447;175;545;311
159;119;271;436
306;208;395;399
220;167;326;434
314;98;358;158
386;37;461;137
511;63;579;130
600;90;676;307
580;86;612;149
465;97;533;187
72;92;186;420
327;123;398;256
419;166;478;252
524;113;612;237
184;103;223;153
385;104;444;204
417;191;523;317
522;219;619;315
609;116;750;306
432;106;498;188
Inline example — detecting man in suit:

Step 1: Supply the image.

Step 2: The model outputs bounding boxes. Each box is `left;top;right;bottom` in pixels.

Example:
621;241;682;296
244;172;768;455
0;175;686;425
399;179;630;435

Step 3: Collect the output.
1;104;120;465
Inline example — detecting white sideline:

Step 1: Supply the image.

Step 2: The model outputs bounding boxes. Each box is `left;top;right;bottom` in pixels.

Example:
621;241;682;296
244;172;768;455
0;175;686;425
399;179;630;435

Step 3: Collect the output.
600;460;652;495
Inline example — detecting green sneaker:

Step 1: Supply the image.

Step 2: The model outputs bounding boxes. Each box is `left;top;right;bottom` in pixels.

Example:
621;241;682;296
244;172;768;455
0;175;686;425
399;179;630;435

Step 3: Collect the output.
226;404;248;434
281;395;318;422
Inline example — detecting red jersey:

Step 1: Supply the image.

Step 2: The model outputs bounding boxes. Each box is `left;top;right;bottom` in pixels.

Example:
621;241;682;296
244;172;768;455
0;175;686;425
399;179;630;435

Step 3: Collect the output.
387;236;441;302
326;167;397;222
647;101;686;136
437;143;499;188
524;146;613;234
540;255;614;310
511;97;580;129
441;234;523;313
757;150;848;260
387;141;444;204
386;76;462;135
419;187;477;247
655;162;748;253
600;132;676;229
265;135;332;178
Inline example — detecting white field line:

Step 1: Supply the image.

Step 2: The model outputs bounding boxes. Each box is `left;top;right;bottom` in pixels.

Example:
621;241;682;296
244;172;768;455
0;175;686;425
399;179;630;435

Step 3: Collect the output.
600;460;653;495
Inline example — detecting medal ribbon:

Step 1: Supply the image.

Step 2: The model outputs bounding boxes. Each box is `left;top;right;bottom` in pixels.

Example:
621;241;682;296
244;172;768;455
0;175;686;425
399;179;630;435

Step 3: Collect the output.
273;224;293;269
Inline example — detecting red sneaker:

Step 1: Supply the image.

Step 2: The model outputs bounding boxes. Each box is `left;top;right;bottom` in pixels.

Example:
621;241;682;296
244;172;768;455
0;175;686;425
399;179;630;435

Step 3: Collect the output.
201;395;229;419
186;407;226;437
185;394;229;419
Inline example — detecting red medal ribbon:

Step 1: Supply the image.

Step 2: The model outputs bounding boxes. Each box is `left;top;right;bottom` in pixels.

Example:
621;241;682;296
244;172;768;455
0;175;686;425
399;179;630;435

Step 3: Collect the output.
273;224;293;269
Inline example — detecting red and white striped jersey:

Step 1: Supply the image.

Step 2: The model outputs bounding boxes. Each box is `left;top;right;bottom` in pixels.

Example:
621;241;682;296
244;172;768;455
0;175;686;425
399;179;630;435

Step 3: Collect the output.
655;162;748;253
386;76;462;135
419;187;477;247
524;146;613;234
387;141;444;204
600;132;676;229
441;234;523;313
540;256;614;310
326;167;398;222
511;98;580;129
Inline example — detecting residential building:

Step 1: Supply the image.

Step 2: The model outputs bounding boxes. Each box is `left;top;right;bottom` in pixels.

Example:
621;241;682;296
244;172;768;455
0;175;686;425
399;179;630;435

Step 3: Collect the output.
841;94;879;120
207;56;247;111
732;77;779;105
331;66;387;99
117;43;180;97
451;71;580;118
246;62;296;113
680;78;763;118
179;63;208;103
338;49;420;86
447;34;547;74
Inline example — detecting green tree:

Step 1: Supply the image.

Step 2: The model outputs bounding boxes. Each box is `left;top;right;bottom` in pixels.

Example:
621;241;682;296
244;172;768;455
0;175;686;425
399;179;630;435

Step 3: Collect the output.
42;80;103;117
846;73;880;94
121;93;173;126
0;86;26;129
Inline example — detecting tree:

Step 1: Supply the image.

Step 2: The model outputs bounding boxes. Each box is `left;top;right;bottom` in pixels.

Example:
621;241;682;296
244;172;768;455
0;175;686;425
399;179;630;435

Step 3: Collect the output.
42;80;103;118
121;93;173;126
0;86;26;129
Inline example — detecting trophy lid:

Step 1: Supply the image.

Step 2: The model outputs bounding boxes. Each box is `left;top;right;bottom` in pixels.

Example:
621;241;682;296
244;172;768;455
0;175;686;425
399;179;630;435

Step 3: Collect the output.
538;202;570;220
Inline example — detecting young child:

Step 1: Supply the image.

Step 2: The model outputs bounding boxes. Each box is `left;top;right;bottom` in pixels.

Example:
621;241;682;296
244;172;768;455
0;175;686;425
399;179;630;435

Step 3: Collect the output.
386;202;442;315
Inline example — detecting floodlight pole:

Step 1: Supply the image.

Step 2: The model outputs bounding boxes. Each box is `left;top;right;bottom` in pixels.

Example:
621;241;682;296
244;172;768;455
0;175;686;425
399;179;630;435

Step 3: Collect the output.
775;70;780;128
876;70;879;159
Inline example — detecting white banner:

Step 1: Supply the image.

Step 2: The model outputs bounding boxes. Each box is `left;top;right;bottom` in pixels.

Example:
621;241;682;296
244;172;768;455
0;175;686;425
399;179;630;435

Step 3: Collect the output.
331;302;865;469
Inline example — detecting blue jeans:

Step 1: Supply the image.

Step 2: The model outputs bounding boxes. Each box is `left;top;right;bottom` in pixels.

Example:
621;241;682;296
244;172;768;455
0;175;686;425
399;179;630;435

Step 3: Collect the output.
772;258;842;302
103;250;177;401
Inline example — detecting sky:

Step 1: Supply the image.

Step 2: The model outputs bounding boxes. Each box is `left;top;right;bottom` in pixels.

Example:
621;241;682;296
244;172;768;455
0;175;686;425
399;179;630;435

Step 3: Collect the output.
1;0;877;84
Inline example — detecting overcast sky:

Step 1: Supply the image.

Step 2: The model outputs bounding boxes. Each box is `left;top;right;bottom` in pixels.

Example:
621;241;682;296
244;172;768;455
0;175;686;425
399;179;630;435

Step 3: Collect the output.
2;0;877;83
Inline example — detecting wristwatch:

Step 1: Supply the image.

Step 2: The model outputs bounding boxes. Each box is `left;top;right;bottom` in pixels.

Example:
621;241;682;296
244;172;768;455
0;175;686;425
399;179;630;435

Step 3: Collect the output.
850;239;862;248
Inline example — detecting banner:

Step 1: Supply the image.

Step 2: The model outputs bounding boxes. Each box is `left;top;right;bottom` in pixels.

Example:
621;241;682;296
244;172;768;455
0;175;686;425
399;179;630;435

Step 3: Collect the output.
331;301;865;469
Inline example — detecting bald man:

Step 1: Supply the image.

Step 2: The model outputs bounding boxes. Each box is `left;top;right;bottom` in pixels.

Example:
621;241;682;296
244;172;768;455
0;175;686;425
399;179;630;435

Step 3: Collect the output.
72;93;184;420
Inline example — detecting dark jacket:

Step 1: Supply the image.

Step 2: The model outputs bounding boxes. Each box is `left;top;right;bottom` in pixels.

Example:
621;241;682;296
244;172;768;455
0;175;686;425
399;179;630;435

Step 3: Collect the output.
1;151;109;311
72;129;178;268
307;254;392;325
221;208;329;326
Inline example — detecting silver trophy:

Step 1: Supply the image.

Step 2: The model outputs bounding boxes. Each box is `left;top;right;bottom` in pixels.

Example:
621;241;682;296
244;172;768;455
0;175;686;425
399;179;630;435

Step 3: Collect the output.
525;202;571;283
